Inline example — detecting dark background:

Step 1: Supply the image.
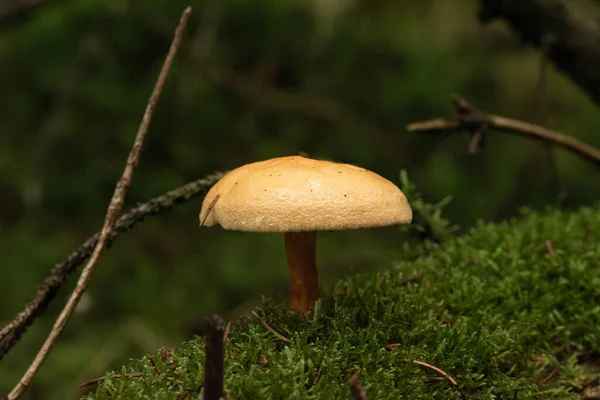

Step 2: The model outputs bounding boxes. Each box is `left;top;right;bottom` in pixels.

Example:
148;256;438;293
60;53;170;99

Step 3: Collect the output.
1;0;599;398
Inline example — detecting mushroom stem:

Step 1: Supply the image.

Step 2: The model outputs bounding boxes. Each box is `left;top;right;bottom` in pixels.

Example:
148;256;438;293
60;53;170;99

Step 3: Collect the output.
284;231;319;315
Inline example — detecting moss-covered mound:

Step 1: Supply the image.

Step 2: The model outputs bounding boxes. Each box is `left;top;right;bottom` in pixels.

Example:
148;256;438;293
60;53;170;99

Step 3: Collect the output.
85;207;600;399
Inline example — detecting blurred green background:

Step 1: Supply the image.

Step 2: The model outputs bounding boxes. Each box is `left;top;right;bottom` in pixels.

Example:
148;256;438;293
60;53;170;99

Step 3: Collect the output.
1;0;599;398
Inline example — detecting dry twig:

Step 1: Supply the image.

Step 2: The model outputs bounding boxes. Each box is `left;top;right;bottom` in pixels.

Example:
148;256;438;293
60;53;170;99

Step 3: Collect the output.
413;360;457;385
407;95;600;168
6;7;192;399
148;355;161;376
312;359;326;387
177;387;194;400
251;311;291;343
348;374;367;400
79;372;143;389
0;171;224;361
222;321;232;344
539;367;560;385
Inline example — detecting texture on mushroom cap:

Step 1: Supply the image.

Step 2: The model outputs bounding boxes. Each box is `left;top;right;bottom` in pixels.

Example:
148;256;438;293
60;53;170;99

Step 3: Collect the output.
199;156;412;231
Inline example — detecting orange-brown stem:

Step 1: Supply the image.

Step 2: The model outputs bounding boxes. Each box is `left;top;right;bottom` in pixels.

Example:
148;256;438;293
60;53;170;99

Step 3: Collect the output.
284;231;319;316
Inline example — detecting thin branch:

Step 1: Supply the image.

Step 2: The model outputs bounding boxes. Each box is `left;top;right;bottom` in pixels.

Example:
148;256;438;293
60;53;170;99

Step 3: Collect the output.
79;372;143;389
222;321;232;344
413;360;457;385
407;95;600;168
251;311;290;343
148;355;161;376
0;172;224;361
7;7;192;399
312;359;326;388
539;367;560;384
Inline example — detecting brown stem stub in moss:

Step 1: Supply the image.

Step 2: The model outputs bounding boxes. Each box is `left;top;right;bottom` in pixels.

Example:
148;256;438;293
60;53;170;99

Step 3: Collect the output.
285;231;319;315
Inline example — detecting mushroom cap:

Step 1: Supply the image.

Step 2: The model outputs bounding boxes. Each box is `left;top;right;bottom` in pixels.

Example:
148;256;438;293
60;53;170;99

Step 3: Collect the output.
199;156;412;232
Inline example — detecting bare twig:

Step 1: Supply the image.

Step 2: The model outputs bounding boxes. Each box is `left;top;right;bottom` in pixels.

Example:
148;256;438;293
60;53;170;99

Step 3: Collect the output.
79;372;143;389
539;367;560;385
348;374;367;400
251;311;291;343
222;321;232;344
177;387;193;400
148;355;161;376
0;171;224;361
413;360;457;386
312;359;326;387
204;315;225;400
6;7;192;399
407;95;600;168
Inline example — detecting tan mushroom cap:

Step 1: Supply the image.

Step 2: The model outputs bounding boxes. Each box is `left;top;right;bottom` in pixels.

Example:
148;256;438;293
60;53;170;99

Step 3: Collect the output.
199;156;412;232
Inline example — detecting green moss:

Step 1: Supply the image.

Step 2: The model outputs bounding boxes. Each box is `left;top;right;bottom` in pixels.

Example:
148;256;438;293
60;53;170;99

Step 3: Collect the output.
84;206;600;399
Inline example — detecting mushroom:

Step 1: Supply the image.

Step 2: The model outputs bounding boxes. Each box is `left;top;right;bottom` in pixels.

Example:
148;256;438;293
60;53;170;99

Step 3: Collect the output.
199;155;412;315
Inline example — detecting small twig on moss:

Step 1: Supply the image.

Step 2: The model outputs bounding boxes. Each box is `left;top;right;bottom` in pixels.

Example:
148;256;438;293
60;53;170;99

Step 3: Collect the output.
312;359;326;387
222;321;232;344
251;311;291;343
177;387;193;400
413;360;457;385
6;8;192;399
539;367;560;385
204;315;225;400
79;372;143;389
348;374;367;400
544;240;555;259
148;355;161;376
407;95;600;168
